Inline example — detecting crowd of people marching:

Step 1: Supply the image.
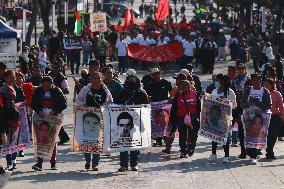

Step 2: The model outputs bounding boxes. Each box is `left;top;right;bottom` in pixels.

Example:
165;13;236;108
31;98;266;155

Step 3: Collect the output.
0;2;283;187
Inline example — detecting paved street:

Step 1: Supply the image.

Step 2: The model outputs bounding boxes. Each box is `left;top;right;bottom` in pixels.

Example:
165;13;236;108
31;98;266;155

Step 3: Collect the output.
2;59;284;189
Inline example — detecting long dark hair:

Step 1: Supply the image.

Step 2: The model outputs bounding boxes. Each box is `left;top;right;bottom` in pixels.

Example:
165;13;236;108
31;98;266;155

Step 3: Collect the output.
216;73;231;97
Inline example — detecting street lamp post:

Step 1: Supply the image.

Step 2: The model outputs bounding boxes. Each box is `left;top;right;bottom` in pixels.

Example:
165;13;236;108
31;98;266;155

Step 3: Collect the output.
22;7;27;44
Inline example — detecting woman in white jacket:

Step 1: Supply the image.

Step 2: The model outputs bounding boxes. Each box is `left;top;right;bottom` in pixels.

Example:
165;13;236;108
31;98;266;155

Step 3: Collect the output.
75;72;113;171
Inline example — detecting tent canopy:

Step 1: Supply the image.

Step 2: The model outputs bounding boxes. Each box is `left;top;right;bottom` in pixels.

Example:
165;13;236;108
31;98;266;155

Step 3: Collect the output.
0;20;20;38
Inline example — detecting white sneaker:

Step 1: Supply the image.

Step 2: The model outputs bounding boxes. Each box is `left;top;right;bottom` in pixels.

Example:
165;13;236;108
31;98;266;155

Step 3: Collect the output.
208;154;217;161
0;170;12;188
222;157;230;163
250;158;257;165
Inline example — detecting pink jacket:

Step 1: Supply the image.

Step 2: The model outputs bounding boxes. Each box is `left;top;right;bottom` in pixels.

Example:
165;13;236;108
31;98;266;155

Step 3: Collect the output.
270;90;284;120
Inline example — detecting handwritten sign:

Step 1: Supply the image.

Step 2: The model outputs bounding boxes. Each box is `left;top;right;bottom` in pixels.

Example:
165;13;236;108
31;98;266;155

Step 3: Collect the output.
90;12;107;32
63;37;82;49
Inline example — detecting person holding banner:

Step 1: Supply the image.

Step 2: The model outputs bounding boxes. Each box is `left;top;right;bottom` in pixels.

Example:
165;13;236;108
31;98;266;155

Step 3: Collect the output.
31;76;67;171
169;79;200;158
0;70;19;171
207;74;236;163
114;75;149;172
75;72;113;171
263;79;284;159
241;74;272;165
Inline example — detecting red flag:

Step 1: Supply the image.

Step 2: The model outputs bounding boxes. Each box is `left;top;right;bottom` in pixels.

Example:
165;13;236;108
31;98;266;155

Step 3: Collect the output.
124;5;131;29
74;10;80;21
131;11;136;27
155;0;169;25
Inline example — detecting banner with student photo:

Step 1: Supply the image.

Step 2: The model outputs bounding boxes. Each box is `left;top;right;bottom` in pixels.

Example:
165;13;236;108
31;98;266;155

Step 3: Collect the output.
0;102;31;155
151;101;171;139
71;106;104;154
242;108;271;149
199;94;232;145
102;104;151;153
33;113;63;159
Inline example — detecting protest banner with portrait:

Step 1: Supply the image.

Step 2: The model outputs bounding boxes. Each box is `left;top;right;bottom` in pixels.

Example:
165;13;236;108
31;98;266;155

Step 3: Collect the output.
33;114;63;159
71;106;104;154
102;104;151;153
0;102;31;155
199;94;232;144
151;101;171;139
242;108;271;149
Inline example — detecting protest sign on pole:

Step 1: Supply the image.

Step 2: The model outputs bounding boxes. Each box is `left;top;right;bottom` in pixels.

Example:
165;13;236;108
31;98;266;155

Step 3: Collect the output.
242;108;271;149
72;106;104;154
33;114;63;160
90;12;107;32
101;104;151;153
0;102;31;155
199;94;232;145
151;101;171;139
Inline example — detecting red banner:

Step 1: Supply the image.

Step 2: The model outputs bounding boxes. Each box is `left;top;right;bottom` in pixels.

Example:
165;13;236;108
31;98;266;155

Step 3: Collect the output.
127;42;184;62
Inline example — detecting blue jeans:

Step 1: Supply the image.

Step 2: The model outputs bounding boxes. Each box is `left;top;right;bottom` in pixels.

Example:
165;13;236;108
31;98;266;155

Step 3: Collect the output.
6;152;17;165
82;51;89;66
120;150;139;168
84;153;100;166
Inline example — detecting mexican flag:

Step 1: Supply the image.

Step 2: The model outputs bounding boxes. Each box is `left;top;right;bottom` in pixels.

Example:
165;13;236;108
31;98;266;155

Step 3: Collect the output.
74;11;82;35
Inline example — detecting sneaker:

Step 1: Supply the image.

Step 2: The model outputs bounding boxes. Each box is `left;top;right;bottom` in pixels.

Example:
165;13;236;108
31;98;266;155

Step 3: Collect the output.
92;166;98;171
208;154;217;161
222;157;230;163
85;163;90;170
51;164;58;170
32;164;42;171
250;158;257;165
4;165;13;172
239;154;247;159
118;167;128;172
131;166;138;171
18;151;25;157
231;143;239;147
162;149;171;154
180;153;187;159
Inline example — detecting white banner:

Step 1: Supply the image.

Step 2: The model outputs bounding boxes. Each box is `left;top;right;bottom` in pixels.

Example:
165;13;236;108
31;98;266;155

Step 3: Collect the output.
72;106;104;154
101;104;151;152
90;12;107;32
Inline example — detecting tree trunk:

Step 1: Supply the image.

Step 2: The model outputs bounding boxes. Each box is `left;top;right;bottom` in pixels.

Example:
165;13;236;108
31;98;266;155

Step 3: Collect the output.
244;1;252;29
239;3;245;31
26;0;38;46
38;0;52;31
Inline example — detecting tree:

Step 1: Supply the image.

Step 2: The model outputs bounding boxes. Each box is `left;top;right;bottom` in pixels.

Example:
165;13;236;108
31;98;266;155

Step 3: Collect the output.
38;0;52;31
26;0;38;46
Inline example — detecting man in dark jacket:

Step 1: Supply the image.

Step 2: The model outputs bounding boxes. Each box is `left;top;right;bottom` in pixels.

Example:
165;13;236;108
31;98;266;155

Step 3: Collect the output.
216;30;226;61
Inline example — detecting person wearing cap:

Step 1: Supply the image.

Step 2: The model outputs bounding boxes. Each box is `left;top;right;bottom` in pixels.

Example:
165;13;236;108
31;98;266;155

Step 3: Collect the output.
144;67;172;146
0;62;7;88
31;76;67;171
116;33;128;73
